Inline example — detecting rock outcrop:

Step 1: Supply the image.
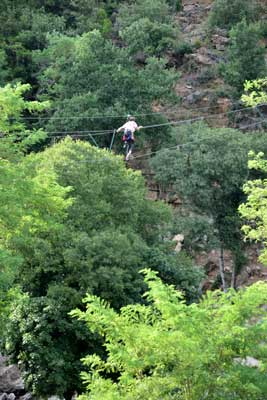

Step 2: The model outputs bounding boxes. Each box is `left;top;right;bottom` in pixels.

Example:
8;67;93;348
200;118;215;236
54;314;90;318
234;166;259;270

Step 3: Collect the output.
0;356;30;400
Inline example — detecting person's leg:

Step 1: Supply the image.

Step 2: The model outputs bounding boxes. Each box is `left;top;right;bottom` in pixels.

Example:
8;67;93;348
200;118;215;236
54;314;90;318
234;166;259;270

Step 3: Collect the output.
125;140;134;160
125;141;130;160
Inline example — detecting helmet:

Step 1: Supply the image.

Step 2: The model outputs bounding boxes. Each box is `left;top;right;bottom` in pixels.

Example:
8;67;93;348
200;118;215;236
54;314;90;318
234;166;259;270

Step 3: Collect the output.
127;114;135;121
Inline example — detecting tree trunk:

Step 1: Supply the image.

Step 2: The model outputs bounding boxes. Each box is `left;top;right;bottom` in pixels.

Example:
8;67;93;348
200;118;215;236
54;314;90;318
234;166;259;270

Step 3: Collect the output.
231;264;236;289
219;245;227;292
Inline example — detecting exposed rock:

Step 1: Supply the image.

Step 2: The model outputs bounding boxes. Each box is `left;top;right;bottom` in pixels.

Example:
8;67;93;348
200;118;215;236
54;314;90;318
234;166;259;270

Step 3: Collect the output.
183;4;199;13
217;98;232;113
204;261;218;274
171;195;183;206
185;90;205;104
184;47;224;69
235;356;260;368
212;27;228;37
147;190;158;201
18;394;32;400
133;51;147;65
0;357;24;394
173;234;184;253
0;394;17;400
174;81;196;98
194;53;214;65
211;34;229;51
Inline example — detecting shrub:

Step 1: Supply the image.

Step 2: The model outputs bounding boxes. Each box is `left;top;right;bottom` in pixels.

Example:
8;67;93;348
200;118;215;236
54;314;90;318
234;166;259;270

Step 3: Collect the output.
221;20;266;95
116;0;180;56
72;270;267;400
209;0;259;30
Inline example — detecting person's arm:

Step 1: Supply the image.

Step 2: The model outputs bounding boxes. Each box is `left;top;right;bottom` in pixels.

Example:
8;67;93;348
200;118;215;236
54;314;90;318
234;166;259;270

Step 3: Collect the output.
117;124;126;133
133;122;143;131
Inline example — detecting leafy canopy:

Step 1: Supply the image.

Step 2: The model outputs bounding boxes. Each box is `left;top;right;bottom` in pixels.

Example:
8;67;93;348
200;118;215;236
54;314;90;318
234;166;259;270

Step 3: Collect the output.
116;0;180;57
72;269;267;400
221;20;266;95
0;80;69;344
4;139;203;398
35;29;178;148
0;83;50;159
209;0;260;30
150;122;267;287
239;151;267;265
241;78;267;107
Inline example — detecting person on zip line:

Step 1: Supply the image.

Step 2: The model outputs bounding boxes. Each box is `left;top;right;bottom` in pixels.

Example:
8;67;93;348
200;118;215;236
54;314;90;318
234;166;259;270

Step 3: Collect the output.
116;115;143;161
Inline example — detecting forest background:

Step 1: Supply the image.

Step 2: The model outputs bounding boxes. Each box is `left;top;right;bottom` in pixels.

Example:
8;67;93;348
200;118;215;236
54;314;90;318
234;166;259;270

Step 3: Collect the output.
1;0;267;399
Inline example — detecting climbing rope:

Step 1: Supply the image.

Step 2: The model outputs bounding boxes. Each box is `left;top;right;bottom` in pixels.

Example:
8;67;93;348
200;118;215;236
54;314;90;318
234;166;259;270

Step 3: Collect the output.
46;104;263;139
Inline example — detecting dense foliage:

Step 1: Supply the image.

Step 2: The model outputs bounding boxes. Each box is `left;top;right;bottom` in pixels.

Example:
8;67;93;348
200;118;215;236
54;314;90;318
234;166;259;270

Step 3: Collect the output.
2;139;203;398
241;78;267;107
1;1;267;398
0;82;64;274
72;269;267;400
221;20;266;95
116;0;180;57
209;0;260;30
150;122;267;289
0;83;49;159
239;151;267;264
35;30;177;148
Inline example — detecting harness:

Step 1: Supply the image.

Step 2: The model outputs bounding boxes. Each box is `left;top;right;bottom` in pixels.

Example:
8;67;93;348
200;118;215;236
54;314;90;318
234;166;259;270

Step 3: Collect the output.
123;129;134;142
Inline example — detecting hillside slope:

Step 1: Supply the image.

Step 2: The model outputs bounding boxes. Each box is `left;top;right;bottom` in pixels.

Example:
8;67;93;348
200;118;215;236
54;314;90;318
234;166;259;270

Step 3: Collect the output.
128;0;267;290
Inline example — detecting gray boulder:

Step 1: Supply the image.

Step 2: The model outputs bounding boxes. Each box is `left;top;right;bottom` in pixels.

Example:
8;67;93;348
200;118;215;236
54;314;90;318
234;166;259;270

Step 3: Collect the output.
0;357;24;394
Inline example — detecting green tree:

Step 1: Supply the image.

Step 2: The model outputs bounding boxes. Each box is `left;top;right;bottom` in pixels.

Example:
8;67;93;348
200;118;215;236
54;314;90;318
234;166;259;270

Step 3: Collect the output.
72;269;267;400
239;151;267;265
0;50;8;86
151;122;267;290
222;20;266;95
116;0;180;57
238;81;267;264
65;1;112;35
4;139;203;398
0;99;71;270
0;82;49;159
35;30;178;149
0;155;71;347
208;0;260;30
241;78;267;107
0;1;66;83
0;80;65;333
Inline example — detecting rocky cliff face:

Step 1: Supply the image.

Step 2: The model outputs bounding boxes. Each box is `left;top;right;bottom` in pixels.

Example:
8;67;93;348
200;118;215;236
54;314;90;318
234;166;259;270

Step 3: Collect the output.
129;0;267;289
0;356;28;400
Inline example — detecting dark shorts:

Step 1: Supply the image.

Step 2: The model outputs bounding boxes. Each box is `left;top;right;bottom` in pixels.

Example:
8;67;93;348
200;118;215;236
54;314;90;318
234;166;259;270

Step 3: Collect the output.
126;139;134;151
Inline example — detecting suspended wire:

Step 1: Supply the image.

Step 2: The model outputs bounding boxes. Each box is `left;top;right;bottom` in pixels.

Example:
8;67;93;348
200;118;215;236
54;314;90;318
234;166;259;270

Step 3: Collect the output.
19;101;260;121
22;111;165;120
131;118;267;161
138;105;254;129
49;117;267;164
47;129;114;137
46;105;262;138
